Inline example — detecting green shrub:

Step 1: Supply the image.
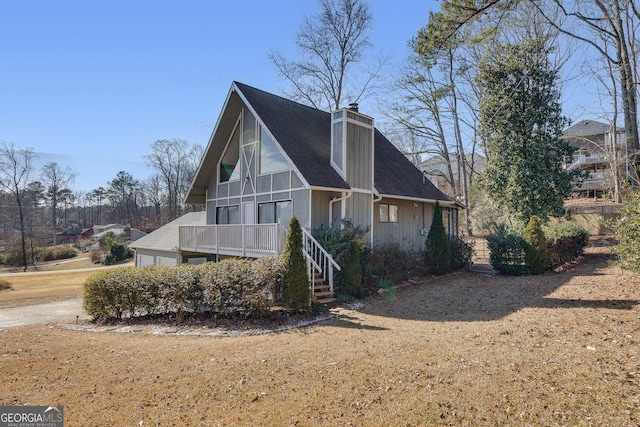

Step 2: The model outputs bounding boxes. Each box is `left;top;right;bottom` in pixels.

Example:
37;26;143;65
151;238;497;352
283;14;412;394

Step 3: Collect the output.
281;216;310;310
376;278;397;300
39;245;78;262
425;201;451;275
449;236;474;271
523;216;549;275
83;256;283;321
544;221;589;268
313;220;369;297
608;190;640;273
487;224;528;275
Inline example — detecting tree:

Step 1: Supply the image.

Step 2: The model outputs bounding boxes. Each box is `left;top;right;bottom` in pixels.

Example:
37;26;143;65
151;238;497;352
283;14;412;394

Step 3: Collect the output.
89;187;107;225
144;138;191;222
425;201;451;274
280;216;310;310
420;0;640;184
41;162;75;243
477;39;579;223
107;171;142;227
0;142;36;270
270;0;382;111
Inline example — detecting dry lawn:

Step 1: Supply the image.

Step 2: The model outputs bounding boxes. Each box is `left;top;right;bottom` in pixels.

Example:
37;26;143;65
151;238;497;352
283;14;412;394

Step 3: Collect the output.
0;256;133;309
1;239;639;426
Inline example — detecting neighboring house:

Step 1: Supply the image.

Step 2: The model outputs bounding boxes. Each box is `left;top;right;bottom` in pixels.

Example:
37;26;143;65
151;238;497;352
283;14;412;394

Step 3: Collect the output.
56;227;93;244
130;212;207;266
131;82;460;300
419;154;486;198
563;120;628;197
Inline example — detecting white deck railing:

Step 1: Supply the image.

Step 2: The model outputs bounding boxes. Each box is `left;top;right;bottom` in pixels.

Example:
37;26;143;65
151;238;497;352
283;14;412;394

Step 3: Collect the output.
301;228;341;296
179;224;285;257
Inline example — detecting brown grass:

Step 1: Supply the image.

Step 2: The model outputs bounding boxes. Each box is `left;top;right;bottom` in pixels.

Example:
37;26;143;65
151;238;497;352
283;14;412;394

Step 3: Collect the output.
1;240;639;426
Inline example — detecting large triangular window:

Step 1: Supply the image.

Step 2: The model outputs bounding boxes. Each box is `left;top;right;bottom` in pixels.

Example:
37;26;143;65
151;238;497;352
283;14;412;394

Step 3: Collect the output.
259;127;288;174
219;124;240;182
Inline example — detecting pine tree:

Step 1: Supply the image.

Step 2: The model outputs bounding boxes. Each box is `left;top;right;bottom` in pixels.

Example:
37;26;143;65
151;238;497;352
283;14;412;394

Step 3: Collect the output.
425;201;451;275
281;216;310;310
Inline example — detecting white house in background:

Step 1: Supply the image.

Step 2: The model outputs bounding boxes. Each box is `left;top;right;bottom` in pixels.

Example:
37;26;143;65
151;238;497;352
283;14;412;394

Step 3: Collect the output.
563;119;628;197
419;154;486;198
130;82;461;302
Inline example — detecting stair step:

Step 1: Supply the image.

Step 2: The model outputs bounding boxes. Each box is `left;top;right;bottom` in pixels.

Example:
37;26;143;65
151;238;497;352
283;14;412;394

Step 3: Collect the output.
312;276;325;283
312;296;337;304
313;284;330;291
313;290;334;297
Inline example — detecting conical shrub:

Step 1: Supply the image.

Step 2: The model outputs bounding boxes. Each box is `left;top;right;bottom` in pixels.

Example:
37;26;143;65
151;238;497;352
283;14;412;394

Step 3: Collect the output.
280;216;310;310
524;215;549;275
425;201;451;275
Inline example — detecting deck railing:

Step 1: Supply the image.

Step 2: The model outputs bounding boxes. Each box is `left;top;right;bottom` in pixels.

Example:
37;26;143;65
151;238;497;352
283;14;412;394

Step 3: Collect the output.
179;224;284;257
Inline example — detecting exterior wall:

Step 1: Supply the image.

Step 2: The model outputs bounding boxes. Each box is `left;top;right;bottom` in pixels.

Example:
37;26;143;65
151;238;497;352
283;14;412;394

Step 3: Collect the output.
311;190;337;230
134;249;179;267
206;105;309;227
373;198;435;253
345;191;372;232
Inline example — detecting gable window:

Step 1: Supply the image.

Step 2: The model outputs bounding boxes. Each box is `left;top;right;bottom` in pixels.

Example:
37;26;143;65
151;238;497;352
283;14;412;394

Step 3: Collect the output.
258;200;292;225
219;124;241;182
379;203;398;223
259;127;288;174
216;205;239;224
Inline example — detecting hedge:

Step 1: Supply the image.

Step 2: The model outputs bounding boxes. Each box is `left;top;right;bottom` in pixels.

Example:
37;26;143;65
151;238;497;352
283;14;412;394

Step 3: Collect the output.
83;256;283;321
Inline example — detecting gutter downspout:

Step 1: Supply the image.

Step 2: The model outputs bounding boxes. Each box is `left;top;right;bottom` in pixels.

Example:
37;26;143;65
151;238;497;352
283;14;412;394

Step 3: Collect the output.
371;192;383;247
329;191;353;226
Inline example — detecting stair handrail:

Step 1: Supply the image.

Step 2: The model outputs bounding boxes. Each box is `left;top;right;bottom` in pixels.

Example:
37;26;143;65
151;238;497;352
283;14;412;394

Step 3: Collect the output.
301;228;341;299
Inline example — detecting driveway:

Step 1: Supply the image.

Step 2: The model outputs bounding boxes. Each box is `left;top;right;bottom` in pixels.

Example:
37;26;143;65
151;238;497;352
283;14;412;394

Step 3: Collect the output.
0;298;88;329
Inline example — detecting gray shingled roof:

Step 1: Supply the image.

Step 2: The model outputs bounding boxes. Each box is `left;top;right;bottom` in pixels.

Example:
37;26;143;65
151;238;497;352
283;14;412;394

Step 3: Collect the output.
129;212;206;252
235;82;453;202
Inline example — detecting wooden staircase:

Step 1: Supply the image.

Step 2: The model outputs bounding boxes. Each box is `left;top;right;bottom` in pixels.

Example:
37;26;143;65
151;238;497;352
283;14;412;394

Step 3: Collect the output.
302;228;340;305
311;273;336;304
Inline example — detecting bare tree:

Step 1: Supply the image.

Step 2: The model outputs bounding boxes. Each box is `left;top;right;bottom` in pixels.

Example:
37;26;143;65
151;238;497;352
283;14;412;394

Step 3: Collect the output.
0;142;36;270
41;162;76;244
144;138;191;222
270;0;384;111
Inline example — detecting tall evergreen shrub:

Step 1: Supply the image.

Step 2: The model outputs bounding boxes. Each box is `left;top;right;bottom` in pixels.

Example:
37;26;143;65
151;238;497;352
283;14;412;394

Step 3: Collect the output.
425;201;451;274
281;216;310;310
523;216;549;275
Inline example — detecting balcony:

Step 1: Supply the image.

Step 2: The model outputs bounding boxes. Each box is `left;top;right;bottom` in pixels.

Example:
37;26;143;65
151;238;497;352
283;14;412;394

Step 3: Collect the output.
179;224;286;258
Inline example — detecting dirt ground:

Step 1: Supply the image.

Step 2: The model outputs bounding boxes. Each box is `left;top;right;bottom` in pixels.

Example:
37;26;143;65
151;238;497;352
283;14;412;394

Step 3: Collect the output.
0;238;639;426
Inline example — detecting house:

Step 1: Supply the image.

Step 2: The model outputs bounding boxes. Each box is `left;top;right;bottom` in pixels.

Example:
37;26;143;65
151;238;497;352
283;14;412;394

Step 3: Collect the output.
563;120;628;197
131;82;460;300
419;154;486;198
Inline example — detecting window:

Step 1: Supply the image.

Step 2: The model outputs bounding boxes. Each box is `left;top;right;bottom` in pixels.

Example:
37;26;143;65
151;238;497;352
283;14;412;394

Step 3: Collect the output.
258;200;292;225
332;121;343;171
219;125;240;182
379;203;398;223
259;127;288;174
216;205;239;224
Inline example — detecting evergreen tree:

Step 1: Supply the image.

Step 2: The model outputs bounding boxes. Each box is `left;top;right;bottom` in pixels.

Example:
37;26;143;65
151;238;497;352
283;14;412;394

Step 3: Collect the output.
523;215;549;275
425;201;451;275
281;216;310;310
477;39;580;223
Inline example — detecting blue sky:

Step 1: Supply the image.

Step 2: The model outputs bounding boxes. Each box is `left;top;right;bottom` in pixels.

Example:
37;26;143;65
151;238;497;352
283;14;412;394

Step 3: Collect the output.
1;1;438;192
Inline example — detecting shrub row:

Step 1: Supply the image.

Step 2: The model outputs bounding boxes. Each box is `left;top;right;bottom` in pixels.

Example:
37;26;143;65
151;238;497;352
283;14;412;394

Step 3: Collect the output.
0;241;77;266
83;256;283;321
487;221;589;275
544;221;590;269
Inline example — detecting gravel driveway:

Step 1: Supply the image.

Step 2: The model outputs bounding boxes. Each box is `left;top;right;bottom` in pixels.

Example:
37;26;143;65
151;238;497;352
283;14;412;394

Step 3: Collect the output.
0;298;89;328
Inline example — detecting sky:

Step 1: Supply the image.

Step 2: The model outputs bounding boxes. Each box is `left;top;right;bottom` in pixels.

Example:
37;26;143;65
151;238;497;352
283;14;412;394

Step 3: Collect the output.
1;0;440;193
